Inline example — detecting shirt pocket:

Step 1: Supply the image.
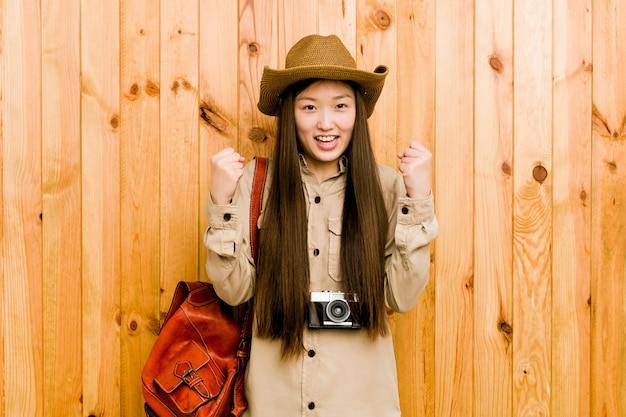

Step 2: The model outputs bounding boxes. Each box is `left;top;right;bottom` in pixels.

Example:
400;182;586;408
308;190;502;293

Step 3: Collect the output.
328;218;342;282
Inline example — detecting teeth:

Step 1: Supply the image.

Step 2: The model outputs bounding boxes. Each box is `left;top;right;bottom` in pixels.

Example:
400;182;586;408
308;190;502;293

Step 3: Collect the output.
315;136;338;142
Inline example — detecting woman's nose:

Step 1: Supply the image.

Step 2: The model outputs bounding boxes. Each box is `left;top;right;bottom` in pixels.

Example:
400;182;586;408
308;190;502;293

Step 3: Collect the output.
316;110;334;129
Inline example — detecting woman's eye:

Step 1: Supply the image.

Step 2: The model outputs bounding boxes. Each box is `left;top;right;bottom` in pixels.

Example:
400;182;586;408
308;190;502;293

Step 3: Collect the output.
336;103;348;109
303;105;316;110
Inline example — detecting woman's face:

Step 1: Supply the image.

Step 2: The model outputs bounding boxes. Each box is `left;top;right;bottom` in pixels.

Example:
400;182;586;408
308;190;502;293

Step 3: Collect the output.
294;80;356;180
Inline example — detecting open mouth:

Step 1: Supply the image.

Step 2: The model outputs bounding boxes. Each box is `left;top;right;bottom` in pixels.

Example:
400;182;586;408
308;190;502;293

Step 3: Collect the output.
315;135;339;150
315;135;338;143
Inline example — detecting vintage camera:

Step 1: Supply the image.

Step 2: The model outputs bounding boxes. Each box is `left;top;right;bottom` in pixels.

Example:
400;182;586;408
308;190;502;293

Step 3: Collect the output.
308;291;361;329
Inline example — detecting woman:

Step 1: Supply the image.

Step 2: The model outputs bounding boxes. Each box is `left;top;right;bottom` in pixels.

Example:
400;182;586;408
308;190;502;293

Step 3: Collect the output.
205;34;438;417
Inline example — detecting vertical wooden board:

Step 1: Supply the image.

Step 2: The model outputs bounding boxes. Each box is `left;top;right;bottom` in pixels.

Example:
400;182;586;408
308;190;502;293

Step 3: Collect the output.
199;1;239;280
512;0;553;415
0;2;3;412
271;0;317;159
591;1;626;415
119;0;160;415
160;0;199;307
356;0;396;166
80;0;121;414
552;0;592;416
1;1;43;415
474;1;514;416
239;0;276;159
41;0;82;415
277;0;316;57
434;0;475;416
393;1;436;416
318;0;357;47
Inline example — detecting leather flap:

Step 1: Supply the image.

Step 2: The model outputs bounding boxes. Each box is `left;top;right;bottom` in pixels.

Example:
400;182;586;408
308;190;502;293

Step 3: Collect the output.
154;340;221;397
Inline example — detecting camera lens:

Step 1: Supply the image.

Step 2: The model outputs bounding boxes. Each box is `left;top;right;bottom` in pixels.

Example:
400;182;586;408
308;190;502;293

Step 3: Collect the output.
325;299;350;323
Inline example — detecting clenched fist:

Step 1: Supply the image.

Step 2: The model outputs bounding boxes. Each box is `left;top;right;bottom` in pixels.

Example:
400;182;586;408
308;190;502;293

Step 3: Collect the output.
397;141;432;199
210;148;246;205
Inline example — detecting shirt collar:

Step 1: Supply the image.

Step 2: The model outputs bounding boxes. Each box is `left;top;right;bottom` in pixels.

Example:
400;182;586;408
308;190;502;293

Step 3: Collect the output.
298;154;348;180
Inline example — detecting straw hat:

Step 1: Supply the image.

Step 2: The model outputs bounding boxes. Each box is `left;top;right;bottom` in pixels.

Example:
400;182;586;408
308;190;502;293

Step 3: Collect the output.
257;34;388;118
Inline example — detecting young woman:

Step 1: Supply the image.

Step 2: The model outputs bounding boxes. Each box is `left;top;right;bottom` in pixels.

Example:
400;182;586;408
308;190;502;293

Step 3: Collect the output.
205;34;438;417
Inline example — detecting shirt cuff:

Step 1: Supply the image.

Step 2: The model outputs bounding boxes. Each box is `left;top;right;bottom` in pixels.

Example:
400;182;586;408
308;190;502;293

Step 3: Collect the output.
397;194;435;225
206;198;240;231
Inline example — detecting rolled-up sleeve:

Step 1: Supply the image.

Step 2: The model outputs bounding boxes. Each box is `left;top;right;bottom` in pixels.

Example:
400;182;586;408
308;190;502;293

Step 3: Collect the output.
382;168;439;312
203;162;257;306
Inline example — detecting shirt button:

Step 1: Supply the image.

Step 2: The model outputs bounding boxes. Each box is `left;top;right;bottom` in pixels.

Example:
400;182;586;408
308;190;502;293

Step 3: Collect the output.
313;248;320;256
308;402;315;410
308;349;316;357
314;196;321;204
223;213;232;221
401;206;409;215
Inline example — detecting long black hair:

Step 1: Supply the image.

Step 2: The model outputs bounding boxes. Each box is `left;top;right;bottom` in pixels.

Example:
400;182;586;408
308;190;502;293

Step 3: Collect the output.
254;79;389;358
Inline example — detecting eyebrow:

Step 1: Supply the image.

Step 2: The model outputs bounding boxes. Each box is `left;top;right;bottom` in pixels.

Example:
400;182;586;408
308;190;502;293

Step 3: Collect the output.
296;93;355;102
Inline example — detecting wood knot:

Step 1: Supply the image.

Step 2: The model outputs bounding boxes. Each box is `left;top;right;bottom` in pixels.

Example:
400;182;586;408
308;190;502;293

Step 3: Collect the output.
199;100;229;132
110;115;120;129
606;160;617;172
533;165;548;183
171;79;193;94
248;127;269;143
374;9;392;29
579;189;587;202
144;80;160;97
248;42;260;56
148;319;161;336
128;320;138;332
465;274;474;290
501;161;511;176
499;320;512;334
128;83;140;98
489;55;504;73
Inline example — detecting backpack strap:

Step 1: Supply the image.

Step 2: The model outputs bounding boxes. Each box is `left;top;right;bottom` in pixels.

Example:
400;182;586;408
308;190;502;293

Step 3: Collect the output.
233;157;267;412
249;156;267;262
241;156;267;339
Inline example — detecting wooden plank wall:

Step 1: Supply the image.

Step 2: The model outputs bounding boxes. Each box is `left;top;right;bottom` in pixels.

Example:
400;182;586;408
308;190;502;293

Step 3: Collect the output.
1;0;625;416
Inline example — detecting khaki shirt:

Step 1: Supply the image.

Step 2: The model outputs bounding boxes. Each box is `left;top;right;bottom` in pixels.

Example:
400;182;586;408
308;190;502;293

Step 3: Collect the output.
204;157;438;417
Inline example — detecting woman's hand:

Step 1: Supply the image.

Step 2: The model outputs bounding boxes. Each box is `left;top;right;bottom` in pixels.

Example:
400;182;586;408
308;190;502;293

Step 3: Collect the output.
210;148;246;205
397;141;432;199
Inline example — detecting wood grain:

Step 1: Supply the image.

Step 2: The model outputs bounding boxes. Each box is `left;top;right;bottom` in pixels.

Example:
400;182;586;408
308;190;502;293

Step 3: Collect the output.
119;0;161;415
318;0;357;47
474;0;514;415
434;1;475;415
357;0;396;165
552;0;592;416
159;0;200;309
41;0;82;415
513;0;553;414
199;1;239;281
393;0;436;415
238;0;276;159
80;0;121;414
591;1;626;415
1;0;43;415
